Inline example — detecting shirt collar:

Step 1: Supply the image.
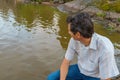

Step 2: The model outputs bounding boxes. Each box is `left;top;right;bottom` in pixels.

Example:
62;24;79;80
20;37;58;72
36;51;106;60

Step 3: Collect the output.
89;33;97;50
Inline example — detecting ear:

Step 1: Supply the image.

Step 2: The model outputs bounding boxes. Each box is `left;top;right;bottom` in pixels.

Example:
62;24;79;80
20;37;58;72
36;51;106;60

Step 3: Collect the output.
76;32;81;38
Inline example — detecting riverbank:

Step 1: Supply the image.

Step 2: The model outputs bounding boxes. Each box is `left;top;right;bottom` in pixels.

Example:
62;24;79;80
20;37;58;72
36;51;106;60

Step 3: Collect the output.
41;1;120;50
15;0;120;79
56;0;120;33
41;1;120;80
1;1;119;80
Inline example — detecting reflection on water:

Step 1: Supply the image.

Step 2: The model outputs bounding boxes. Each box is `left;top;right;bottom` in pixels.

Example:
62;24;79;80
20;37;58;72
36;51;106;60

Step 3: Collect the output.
0;1;67;80
0;0;120;80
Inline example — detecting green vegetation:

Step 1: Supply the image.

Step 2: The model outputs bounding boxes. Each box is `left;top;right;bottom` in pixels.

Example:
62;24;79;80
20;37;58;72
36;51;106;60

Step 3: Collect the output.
30;0;73;3
93;0;120;13
112;0;120;13
31;0;42;3
118;18;120;22
96;12;106;18
106;26;115;31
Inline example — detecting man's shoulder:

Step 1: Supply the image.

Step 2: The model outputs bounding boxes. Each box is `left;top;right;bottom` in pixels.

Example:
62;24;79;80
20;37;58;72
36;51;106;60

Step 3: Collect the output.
94;33;112;44
94;33;114;53
70;38;79;44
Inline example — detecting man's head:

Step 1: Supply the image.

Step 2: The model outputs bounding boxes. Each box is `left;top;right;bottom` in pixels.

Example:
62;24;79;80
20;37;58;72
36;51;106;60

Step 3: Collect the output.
66;12;94;40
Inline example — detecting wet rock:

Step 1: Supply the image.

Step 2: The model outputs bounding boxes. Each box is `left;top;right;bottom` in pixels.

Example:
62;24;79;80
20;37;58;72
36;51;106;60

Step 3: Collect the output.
41;2;52;5
57;4;78;13
53;0;64;4
112;75;120;80
53;0;59;4
24;0;31;3
114;55;120;80
115;48;120;56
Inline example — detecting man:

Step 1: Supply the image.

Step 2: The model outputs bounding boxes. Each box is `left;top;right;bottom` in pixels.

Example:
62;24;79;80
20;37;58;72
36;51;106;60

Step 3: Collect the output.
47;12;119;80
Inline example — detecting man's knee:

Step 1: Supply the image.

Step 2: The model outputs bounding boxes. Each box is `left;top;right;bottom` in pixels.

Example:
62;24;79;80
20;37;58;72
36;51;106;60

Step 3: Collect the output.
47;70;60;80
47;73;59;80
47;74;53;80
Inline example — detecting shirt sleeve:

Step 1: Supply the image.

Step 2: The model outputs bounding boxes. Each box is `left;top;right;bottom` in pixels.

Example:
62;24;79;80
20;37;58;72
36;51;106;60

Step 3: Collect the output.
65;38;76;61
99;50;119;79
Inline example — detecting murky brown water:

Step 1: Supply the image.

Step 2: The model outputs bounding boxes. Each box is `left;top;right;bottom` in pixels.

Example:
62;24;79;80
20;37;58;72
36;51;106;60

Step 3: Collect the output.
0;0;120;80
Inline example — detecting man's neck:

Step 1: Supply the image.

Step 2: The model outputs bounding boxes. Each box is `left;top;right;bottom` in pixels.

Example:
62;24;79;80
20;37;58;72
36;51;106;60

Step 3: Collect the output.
81;38;91;46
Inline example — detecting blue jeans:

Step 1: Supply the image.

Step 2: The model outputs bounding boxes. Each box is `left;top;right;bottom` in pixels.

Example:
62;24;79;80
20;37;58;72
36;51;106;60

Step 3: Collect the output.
47;64;100;80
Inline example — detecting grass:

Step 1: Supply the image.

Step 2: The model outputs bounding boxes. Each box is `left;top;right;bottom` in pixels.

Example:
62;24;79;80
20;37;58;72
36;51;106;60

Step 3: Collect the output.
96;12;106;18
93;0;120;13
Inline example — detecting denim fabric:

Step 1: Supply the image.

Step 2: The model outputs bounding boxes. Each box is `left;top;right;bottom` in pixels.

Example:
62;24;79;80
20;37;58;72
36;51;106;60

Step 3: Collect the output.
47;64;100;80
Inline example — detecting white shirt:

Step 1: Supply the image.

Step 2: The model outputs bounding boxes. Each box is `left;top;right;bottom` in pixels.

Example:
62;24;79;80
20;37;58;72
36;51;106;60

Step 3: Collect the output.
65;33;119;79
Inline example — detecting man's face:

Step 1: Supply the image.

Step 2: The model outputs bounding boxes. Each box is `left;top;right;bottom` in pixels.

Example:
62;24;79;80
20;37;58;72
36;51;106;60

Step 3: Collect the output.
68;24;80;40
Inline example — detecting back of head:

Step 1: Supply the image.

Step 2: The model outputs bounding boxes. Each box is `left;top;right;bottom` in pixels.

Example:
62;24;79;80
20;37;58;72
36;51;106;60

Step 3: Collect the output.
66;12;94;38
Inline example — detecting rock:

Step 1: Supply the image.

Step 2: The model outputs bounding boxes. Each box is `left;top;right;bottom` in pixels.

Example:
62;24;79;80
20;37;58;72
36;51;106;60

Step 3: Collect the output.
106;12;120;19
112;75;120;80
115;48;120;56
53;0;64;4
58;0;120;19
64;0;86;10
24;0;30;3
114;25;120;32
57;0;120;33
41;2;52;5
53;0;59;4
57;4;78;13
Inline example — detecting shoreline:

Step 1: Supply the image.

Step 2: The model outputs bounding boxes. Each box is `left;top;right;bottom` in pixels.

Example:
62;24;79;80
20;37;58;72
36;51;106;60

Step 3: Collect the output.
56;1;120;33
35;1;120;33
40;1;120;79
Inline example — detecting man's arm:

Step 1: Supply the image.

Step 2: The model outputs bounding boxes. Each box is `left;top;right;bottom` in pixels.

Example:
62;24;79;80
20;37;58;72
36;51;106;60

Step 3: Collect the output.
60;58;70;80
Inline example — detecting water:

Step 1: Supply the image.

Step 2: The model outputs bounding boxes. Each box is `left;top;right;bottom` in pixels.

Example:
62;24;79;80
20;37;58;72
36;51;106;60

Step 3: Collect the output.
0;0;120;80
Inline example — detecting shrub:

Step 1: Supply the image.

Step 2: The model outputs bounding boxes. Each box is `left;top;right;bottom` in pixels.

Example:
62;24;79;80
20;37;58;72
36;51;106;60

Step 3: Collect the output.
118;18;120;22
96;12;106;18
92;0;120;13
111;0;120;13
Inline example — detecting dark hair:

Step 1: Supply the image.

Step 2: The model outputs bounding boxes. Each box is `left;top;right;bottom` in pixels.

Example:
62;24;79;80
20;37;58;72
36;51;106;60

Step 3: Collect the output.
66;12;94;38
